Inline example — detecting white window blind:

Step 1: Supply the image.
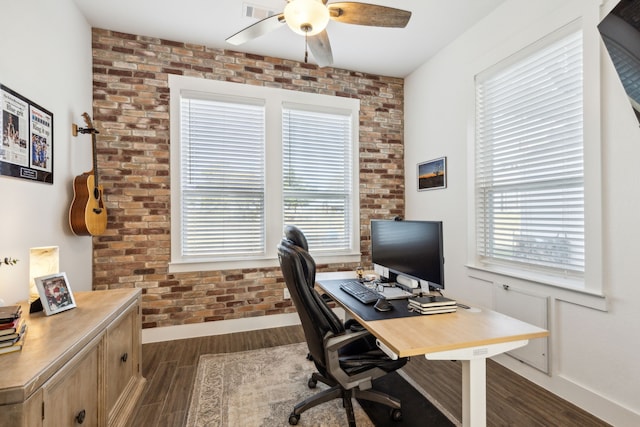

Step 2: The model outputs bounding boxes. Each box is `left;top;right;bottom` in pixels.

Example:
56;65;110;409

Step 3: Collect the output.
180;94;265;258
475;30;585;277
283;106;353;252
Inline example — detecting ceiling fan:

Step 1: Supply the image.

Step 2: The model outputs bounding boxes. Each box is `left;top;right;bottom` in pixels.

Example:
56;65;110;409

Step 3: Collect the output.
226;0;412;67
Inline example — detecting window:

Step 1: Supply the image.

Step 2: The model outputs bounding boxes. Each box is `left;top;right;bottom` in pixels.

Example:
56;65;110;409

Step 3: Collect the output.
179;94;265;258
169;76;360;272
474;29;585;282
283;105;353;253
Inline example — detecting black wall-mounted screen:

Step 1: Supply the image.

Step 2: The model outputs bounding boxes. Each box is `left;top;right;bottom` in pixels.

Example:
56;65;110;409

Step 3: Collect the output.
599;0;640;124
371;219;445;290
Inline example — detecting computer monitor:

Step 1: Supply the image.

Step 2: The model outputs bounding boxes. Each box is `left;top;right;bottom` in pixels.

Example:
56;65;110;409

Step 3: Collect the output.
370;219;444;290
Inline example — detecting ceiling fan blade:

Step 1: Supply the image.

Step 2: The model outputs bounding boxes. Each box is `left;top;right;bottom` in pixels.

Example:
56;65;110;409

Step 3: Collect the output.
226;13;286;45
308;30;333;67
328;2;411;28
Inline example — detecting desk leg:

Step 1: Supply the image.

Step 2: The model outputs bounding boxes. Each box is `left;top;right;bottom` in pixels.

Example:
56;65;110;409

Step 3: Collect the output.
462;358;486;427
425;340;528;427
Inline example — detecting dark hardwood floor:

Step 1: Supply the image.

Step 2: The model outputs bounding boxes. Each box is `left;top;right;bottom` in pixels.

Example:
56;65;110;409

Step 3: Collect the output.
132;325;610;427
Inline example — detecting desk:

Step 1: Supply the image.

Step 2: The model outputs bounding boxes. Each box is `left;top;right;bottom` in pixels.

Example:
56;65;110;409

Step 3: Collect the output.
316;274;549;427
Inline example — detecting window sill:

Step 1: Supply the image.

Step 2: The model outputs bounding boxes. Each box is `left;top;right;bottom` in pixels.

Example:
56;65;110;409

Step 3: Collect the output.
465;263;608;312
168;252;361;274
169;257;281;273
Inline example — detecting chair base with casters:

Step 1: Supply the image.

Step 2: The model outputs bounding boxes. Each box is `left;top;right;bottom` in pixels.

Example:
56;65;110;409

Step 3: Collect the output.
289;382;402;426
289;328;404;426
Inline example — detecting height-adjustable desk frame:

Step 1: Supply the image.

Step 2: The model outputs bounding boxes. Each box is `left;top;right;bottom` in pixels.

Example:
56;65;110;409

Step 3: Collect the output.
316;274;549;427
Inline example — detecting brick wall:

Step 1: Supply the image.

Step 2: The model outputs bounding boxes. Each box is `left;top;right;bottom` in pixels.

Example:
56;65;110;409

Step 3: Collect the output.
90;28;405;328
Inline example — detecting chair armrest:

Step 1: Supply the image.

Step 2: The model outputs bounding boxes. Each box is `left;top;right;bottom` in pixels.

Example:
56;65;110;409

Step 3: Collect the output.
323;329;394;390
324;329;370;352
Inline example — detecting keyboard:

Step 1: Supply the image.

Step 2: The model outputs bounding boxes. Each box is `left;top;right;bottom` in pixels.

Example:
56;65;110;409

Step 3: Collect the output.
339;280;383;304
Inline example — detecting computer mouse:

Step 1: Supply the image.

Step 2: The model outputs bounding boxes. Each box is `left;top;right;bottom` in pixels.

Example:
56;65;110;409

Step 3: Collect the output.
374;298;393;312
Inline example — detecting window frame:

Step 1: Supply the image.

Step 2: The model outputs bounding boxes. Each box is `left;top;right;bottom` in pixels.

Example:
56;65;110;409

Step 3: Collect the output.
282;102;356;254
475;27;586;279
168;75;361;273
179;91;267;260
466;15;605;308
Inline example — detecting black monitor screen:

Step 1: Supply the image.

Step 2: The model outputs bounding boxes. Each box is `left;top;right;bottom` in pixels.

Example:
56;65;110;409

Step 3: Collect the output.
371;220;444;289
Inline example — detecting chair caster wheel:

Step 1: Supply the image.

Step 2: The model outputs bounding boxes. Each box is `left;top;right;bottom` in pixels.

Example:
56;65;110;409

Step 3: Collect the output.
390;408;402;421
306;352;313;361
308;377;317;388
289;413;300;425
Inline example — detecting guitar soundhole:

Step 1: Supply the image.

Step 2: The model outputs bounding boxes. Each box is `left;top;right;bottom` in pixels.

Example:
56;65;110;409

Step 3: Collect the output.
93;187;100;200
93;208;103;214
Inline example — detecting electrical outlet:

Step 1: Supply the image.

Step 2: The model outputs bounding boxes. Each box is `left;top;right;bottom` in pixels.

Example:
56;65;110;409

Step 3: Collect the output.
283;288;290;299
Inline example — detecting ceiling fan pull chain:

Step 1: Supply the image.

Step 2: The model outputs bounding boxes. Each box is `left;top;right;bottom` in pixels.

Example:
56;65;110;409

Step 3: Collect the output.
304;33;309;63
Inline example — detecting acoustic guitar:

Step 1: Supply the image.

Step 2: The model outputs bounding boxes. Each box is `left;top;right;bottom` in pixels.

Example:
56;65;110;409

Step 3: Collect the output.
69;113;107;236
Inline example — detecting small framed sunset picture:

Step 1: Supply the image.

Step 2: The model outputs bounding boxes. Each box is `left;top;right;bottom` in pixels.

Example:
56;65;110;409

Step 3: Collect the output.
418;157;447;191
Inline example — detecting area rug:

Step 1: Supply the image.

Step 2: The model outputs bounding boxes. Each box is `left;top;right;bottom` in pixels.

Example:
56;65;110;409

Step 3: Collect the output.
186;342;372;427
186;342;455;427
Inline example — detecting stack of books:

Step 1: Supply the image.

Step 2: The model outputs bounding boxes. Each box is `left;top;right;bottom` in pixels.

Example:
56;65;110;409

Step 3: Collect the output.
0;305;27;355
408;295;457;315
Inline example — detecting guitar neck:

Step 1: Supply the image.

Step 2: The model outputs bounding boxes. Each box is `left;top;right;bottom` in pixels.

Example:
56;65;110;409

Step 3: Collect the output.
80;112;100;189
92;132;99;188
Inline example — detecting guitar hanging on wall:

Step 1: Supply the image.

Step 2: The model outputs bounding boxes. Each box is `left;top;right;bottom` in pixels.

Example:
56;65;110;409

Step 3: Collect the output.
69;112;107;236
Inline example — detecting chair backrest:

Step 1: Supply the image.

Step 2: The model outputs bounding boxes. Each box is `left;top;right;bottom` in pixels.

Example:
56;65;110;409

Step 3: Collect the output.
283;225;313;286
284;224;309;251
278;226;344;372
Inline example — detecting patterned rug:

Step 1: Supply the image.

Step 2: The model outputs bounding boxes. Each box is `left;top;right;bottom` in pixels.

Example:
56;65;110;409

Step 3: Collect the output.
185;342;374;427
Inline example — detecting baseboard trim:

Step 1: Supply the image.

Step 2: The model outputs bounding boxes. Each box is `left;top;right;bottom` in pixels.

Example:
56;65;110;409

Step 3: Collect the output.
142;307;346;344
494;354;640;426
142;312;302;344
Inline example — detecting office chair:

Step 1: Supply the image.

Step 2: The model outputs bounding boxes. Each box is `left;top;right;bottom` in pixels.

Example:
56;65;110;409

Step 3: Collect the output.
285;225;333;306
278;226;407;426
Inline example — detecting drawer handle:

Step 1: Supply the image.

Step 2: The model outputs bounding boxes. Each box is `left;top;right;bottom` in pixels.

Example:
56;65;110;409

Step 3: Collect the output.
76;409;86;424
121;352;128;363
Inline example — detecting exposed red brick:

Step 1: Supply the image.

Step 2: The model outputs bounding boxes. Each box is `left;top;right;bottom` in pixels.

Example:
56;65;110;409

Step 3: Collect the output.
90;28;404;329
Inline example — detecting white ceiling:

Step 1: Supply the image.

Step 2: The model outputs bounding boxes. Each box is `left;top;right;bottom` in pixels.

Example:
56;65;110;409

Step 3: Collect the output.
73;0;507;78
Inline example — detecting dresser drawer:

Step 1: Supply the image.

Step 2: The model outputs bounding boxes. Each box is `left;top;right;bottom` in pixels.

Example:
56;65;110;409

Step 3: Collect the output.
105;308;135;413
43;344;99;427
0;389;43;427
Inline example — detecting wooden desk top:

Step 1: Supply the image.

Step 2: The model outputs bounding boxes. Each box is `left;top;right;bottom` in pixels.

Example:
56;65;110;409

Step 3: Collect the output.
363;308;549;358
317;278;548;358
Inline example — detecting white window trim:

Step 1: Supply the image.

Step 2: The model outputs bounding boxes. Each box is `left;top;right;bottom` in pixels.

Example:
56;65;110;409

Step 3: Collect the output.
168;75;361;273
466;6;606;311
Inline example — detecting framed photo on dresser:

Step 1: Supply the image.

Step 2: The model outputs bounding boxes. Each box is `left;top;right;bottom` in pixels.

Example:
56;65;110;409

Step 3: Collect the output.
34;272;76;316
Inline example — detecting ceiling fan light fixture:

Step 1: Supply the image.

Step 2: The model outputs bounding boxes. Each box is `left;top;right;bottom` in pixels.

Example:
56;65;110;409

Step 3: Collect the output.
284;0;330;36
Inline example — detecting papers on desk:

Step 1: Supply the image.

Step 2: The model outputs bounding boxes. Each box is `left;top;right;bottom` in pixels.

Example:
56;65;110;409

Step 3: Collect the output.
408;295;457;315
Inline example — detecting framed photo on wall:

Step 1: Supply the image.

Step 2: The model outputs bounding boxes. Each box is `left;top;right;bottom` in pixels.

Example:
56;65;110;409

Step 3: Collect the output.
34;272;76;316
418;157;447;191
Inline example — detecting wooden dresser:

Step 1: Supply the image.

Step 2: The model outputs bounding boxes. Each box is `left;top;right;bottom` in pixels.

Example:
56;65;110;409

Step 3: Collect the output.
0;289;146;427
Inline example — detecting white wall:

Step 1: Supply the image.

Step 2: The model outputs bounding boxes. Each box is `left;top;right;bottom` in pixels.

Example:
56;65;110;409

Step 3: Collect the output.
405;0;640;424
0;0;93;304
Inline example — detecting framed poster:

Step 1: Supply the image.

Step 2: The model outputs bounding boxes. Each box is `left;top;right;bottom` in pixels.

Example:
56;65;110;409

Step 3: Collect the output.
1;84;53;184
418;157;447;191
